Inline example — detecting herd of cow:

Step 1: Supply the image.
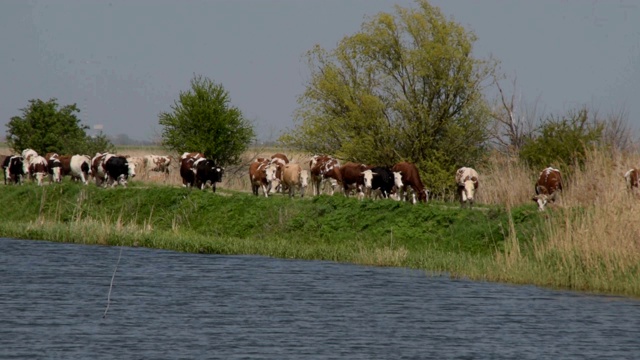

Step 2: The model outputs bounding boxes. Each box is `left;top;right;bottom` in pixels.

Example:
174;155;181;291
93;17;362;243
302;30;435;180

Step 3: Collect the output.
248;153;482;207
2;147;576;211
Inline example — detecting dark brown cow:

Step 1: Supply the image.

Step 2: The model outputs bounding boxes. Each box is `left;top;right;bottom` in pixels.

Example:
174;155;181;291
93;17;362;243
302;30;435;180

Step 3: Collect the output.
249;159;278;197
309;155;341;196
391;162;429;203
336;162;372;198
1;155;10;184
180;156;197;187
533;167;563;211
625;168;639;190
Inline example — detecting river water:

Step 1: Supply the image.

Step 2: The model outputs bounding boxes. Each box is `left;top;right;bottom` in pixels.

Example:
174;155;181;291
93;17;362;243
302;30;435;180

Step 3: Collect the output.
1;238;638;359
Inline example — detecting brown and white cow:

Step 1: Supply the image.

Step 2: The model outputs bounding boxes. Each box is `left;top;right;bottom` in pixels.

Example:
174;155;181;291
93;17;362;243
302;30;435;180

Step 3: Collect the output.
143;155;172;179
270;153;289;193
179;156;197;187
335;162;372;199
456;167;479;208
249;159;278;197
51;155;94;184
533;167;563;211
309;155;341;196
282;163;309;198
391;162;429;204
91;152;116;186
28;155;49;186
624;168;639;191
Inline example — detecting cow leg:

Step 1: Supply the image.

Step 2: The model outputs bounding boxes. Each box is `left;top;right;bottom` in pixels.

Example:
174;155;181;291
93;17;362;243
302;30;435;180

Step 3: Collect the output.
261;183;269;197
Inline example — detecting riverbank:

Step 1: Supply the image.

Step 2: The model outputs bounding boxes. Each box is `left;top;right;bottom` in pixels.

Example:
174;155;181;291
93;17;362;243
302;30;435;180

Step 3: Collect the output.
1;182;638;297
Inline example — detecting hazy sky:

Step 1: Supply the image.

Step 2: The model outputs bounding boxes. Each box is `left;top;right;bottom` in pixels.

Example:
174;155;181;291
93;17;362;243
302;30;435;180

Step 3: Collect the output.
1;0;639;142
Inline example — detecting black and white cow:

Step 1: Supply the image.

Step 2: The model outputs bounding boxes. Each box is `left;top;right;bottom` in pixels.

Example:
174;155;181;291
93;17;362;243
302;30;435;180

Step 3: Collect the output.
7;156;28;185
362;166;397;199
194;159;224;192
2;155;12;185
104;156;136;187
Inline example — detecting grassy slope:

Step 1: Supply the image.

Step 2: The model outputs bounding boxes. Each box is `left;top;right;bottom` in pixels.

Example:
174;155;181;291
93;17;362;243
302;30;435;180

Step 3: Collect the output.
0;182;544;269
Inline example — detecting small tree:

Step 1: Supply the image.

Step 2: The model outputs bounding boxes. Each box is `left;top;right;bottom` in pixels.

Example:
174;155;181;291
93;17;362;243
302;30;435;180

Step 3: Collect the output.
6;98;114;155
519;107;604;170
159;75;255;166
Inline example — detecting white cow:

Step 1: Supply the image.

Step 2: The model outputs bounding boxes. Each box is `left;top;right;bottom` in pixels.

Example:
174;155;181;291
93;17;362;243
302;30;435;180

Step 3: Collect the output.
282;163;309;198
70;155;93;185
455;167;479;208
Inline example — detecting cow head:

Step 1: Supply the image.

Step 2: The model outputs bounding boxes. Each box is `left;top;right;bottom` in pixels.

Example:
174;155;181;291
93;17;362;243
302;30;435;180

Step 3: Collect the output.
462;176;478;204
362;169;376;189
393;171;403;190
533;185;557;211
127;162;136;178
299;169;309;196
265;163;278;184
51;164;62;183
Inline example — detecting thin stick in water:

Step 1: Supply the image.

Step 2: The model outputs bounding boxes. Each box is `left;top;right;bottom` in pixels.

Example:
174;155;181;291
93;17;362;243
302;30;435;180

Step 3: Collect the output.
103;246;123;319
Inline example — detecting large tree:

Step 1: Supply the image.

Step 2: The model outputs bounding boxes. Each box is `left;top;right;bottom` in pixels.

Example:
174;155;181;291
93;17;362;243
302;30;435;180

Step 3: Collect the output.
280;0;496;192
159;75;255;166
6;98;114;155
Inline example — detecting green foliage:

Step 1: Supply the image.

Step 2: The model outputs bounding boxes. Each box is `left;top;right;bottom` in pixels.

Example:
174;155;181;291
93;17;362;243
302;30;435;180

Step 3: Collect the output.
519;107;604;171
159;75;255;166
280;0;495;193
5;98;114;155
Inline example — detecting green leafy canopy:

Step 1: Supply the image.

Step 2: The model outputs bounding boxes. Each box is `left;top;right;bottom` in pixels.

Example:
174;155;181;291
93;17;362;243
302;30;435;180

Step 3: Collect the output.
158;75;255;167
5;98;114;155
279;0;497;194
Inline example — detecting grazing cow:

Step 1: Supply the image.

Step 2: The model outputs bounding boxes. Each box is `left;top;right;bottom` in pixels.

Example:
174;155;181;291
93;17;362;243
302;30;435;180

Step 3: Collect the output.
309;155;341;196
143;155;172;179
28;155;49;186
48;156;62;183
249;159;278;197
533;167;563;211
282;163;309;198
7;156;28;185
456;167;480;208
194;159;224;192
336;162;372;199
104;156;135;187
391;162;429;204
91;153;116;186
362;166;397;199
624;168;639;190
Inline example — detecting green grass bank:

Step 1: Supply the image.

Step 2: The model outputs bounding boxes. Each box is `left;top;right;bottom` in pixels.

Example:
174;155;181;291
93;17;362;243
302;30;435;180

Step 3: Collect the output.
1;182;637;297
